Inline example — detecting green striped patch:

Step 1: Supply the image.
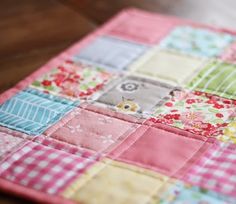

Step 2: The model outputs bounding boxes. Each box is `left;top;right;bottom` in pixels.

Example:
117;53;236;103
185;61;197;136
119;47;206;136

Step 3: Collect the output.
188;60;236;100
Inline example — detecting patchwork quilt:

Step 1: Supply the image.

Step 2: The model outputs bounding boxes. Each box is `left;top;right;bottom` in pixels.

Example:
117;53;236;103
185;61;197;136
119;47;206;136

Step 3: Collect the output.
0;8;236;204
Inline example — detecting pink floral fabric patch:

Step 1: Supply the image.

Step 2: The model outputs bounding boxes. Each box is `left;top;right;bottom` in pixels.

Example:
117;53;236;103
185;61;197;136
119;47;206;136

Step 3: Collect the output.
183;143;236;197
31;60;115;100
150;90;236;137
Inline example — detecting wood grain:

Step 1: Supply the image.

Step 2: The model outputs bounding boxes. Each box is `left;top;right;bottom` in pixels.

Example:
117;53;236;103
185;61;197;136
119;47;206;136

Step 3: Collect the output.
0;0;96;93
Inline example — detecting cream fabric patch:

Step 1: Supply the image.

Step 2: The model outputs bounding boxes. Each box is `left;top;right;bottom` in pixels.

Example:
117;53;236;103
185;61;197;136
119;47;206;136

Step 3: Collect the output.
64;160;168;204
130;49;206;86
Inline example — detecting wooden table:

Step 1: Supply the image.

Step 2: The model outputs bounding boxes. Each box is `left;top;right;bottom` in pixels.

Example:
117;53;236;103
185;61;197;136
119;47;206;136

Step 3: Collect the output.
0;0;236;203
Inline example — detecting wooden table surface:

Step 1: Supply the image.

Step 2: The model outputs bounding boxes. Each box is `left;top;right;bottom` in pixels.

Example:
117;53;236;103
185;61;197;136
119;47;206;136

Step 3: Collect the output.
0;0;236;203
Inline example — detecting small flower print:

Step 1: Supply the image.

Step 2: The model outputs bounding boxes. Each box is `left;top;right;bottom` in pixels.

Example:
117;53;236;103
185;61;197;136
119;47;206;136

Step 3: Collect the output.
117;81;139;92
98;117;113;124
160;26;234;57
151;90;236;137
70;109;81;117
100;135;115;144
217;121;236;144
31;60;114;100
116;98;140;114
67;124;82;134
180;111;205;125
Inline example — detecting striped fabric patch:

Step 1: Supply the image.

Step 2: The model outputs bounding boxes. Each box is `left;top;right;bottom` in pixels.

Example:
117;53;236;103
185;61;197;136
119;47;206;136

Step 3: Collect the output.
0;88;76;135
188;61;236;100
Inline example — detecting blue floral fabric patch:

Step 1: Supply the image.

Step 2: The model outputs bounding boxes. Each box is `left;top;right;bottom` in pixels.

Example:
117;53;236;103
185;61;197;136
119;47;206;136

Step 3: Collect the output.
159;181;235;204
160;26;234;57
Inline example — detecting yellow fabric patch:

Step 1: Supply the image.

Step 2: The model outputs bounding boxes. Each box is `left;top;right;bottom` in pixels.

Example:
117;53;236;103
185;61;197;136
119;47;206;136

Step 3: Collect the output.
217;121;236;144
64;159;168;204
130;49;206;86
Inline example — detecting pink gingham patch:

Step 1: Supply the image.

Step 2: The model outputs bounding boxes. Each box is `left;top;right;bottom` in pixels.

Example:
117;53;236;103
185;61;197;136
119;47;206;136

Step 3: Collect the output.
0;140;95;195
184;143;236;197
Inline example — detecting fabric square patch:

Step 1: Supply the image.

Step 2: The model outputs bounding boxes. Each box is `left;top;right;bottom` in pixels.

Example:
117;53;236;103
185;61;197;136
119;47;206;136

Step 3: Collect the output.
0;132;24;157
160;26;234;57
31;60;115;100
188;60;236;100
107;10;176;44
158;180;231;204
131;49;205;85
217;120;236;144
74;36;147;71
0;88;76;135
96;75;174;115
65;160;167;204
184;143;236;197
0;140;95;195
112;125;206;176
150;90;236;137
46;107;137;153
220;43;236;64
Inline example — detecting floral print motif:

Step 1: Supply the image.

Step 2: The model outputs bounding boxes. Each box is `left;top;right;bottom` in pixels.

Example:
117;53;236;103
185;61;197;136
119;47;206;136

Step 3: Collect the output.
100;135;115;144
97;75;174;116
160;26;234;58
217;120;236;144
158;181;230;204
31;60;114;100
150;90;236;137
117;81;139;92
116;98;140;114
67;124;82;134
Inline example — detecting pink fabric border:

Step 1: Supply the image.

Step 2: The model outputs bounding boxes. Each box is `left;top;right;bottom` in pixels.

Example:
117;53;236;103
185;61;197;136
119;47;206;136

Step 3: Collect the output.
0;178;75;204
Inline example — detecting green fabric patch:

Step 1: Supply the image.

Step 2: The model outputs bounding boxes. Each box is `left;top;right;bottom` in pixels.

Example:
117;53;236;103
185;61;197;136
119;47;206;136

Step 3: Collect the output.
187;60;236;100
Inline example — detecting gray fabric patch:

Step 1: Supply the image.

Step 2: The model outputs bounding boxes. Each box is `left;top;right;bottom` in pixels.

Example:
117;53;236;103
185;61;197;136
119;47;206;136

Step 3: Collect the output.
97;75;175;115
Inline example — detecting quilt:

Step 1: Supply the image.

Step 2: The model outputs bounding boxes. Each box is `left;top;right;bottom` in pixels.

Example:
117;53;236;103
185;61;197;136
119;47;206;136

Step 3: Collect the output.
0;8;236;204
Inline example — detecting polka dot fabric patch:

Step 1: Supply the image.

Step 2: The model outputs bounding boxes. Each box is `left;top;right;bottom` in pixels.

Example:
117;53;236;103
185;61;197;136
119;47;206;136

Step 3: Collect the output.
1;8;236;204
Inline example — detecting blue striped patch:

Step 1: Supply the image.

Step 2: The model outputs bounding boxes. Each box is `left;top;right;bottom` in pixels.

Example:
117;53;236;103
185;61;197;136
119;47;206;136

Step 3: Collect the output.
0;88;78;135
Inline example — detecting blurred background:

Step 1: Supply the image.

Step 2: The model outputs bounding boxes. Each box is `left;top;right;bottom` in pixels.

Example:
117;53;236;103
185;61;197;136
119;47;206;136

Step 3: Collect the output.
0;0;236;203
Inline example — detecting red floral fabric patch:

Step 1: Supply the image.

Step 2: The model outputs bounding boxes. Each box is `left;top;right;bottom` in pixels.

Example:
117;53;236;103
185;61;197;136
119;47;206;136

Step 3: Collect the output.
150;90;236;137
31;60;115;100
